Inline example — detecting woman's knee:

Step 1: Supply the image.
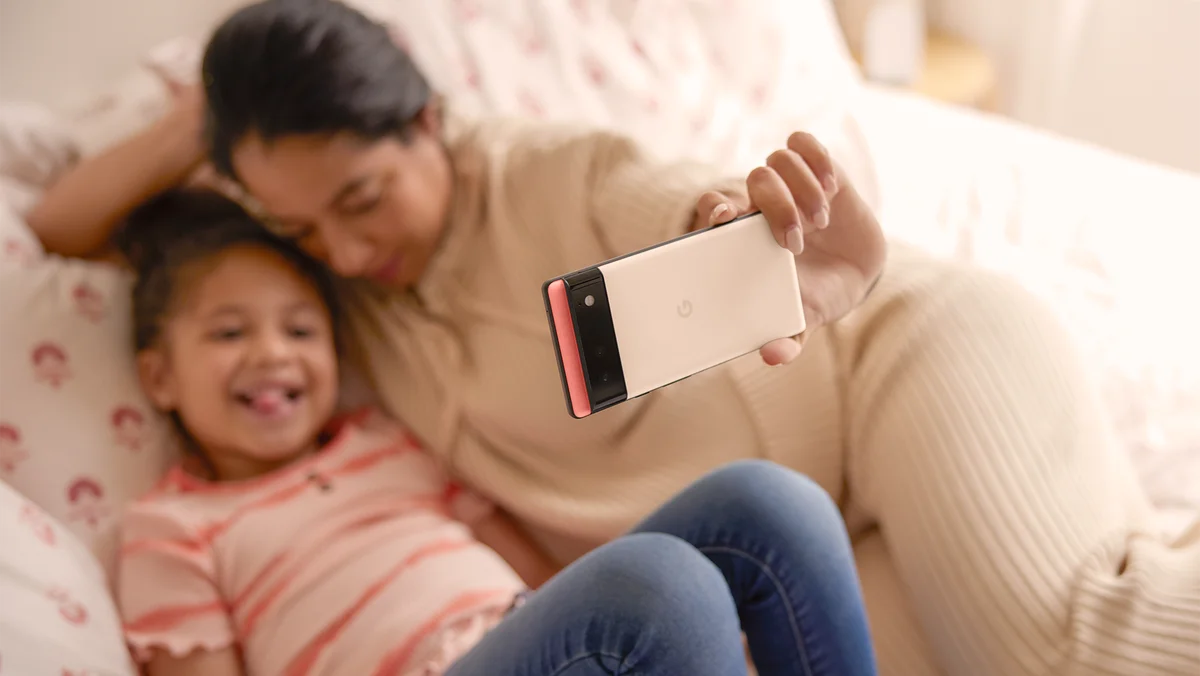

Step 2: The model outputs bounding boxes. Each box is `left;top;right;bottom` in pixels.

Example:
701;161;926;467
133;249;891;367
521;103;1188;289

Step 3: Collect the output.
951;265;1062;327
912;264;1077;365
858;253;1067;360
849;261;1086;434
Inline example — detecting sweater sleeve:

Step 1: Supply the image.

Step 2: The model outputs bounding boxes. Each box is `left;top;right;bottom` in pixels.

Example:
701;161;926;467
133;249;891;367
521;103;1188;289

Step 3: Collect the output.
461;117;746;260
584;131;747;256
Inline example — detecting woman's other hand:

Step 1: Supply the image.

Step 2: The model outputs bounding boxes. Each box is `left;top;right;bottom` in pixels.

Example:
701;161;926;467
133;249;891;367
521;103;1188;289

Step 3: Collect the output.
693;132;887;366
147;64;207;171
149;65;246;199
26;67;213;258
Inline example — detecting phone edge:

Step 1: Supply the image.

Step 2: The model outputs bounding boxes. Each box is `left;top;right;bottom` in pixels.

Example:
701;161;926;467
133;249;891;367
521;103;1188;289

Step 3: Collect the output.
542;277;589;419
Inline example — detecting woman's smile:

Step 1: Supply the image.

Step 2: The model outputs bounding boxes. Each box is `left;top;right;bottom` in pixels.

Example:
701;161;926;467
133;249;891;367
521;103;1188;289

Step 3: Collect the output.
371;253;405;284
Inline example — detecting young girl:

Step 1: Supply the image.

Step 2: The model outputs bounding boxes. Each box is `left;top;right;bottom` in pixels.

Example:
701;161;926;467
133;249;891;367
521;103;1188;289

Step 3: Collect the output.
110;188;876;675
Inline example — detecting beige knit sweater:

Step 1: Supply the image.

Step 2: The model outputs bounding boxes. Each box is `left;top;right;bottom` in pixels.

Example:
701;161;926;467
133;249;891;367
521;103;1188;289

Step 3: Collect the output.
344;116;813;544
344;116;1200;675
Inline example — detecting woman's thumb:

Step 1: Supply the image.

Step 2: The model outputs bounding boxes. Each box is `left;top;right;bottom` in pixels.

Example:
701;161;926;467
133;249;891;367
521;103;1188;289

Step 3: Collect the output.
694;191;741;231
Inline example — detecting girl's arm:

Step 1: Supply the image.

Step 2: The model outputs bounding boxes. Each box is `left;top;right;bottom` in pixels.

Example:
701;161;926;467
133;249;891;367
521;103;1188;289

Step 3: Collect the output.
446;482;561;588
26;82;205;258
471;510;561;589
120;494;244;676
147;647;244;676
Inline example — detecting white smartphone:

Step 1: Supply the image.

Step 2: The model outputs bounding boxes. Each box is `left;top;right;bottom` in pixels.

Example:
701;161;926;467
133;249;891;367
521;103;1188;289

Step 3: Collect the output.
542;212;804;418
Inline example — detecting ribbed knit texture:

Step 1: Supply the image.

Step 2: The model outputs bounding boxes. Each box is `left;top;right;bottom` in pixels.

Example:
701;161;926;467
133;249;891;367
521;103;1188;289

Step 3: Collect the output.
346;115;1200;675
836;246;1200;675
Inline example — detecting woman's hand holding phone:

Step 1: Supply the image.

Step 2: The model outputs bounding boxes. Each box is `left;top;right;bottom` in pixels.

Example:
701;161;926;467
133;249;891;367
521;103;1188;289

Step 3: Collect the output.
542;131;885;419
692;132;887;367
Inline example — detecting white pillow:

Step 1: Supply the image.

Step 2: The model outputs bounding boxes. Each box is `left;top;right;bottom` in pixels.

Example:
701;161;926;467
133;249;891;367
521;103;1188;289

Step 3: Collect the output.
0;103;81;216
0;103;175;573
0;481;136;676
0;104;79;185
0;225;174;573
55;34;200;159
0;198;44;266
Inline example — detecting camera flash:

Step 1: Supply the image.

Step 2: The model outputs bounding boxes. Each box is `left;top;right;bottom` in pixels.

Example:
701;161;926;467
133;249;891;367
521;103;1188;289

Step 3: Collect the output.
584;294;595;307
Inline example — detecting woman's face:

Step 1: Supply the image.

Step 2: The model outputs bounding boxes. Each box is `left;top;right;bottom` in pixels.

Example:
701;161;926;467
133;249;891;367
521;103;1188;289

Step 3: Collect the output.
231;107;453;289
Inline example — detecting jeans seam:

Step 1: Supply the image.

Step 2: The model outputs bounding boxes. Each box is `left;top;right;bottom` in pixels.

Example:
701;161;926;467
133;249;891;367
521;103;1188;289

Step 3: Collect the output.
548;650;627;676
699;545;815;676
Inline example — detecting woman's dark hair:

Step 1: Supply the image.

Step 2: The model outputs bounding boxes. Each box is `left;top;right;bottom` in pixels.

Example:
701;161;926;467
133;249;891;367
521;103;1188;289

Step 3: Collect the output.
115;188;341;352
202;0;432;179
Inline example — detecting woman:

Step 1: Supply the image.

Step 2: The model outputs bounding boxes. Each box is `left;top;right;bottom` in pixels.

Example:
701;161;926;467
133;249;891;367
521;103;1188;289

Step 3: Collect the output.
30;1;1198;674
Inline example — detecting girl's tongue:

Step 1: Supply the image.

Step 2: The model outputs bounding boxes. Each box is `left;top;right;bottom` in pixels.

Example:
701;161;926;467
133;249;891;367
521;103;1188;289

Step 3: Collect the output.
251;388;286;415
240;386;298;419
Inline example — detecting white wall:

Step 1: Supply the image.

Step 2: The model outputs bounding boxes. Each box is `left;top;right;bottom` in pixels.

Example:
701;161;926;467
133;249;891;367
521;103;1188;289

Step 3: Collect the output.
1049;0;1200;174
927;0;1200;173
0;0;247;110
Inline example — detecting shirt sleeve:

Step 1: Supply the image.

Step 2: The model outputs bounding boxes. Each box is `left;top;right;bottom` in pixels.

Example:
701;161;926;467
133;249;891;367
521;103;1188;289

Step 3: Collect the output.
117;500;234;663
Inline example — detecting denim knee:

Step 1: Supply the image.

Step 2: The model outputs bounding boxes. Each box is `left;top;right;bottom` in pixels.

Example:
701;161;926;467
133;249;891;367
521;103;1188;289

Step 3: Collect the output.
562;533;744;670
574;532;736;620
698;460;844;535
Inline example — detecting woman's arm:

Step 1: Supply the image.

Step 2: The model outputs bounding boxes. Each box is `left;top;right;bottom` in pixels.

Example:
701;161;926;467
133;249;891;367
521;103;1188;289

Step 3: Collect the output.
146;646;244;676
26;83;205;258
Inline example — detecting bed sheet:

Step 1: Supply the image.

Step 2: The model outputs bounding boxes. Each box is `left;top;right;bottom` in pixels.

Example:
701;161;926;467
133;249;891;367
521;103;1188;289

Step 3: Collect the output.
851;85;1200;530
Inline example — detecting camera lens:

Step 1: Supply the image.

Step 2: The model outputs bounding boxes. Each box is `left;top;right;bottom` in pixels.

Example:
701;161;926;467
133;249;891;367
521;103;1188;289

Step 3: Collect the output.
584;294;595;307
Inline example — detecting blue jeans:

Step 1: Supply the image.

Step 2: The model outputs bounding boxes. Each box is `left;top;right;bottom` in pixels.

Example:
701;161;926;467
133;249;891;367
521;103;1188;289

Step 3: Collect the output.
445;461;877;675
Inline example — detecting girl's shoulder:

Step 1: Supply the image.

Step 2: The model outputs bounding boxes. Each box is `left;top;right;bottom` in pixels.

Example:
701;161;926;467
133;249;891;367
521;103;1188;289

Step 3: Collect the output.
125;408;421;516
121;471;212;548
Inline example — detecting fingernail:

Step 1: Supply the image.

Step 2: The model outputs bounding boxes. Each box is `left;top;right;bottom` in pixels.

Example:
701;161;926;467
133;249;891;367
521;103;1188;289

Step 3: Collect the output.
773;339;803;365
822;174;838;196
785;225;804;255
709;203;731;225
811;205;829;229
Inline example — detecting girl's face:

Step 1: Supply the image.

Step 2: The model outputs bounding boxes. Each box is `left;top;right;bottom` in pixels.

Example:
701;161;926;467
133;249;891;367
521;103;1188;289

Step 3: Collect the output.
231;106;452;289
138;245;339;481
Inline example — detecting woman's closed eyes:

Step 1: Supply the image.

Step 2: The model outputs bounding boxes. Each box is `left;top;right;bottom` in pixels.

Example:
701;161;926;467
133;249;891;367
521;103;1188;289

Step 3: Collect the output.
338;189;383;216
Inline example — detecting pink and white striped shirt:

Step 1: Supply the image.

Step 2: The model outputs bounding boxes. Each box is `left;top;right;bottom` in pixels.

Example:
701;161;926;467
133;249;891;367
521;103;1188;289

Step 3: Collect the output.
116;410;525;675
